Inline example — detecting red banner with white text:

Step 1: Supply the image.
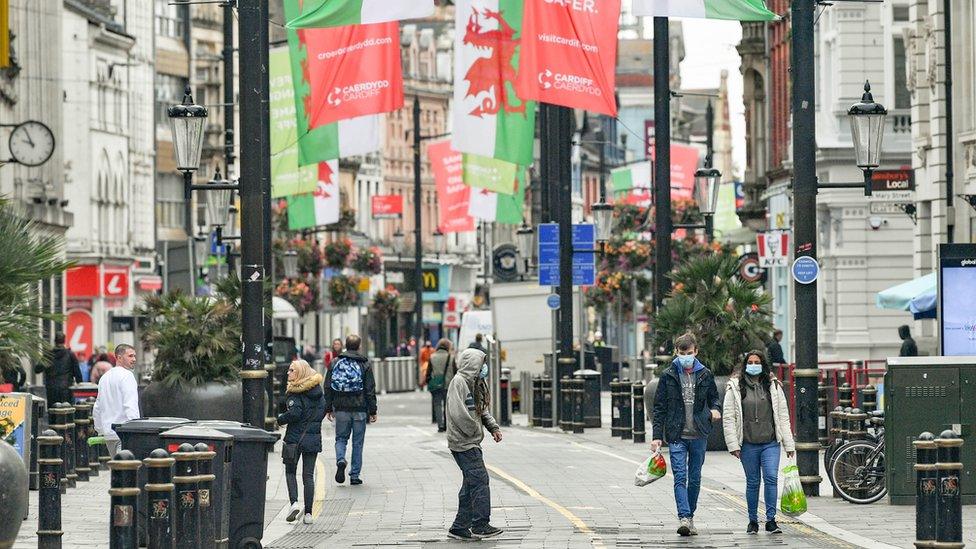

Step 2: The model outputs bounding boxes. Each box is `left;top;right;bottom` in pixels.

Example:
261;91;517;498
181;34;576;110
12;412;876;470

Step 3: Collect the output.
516;0;621;115
371;195;404;219
295;21;403;127
429;140;475;233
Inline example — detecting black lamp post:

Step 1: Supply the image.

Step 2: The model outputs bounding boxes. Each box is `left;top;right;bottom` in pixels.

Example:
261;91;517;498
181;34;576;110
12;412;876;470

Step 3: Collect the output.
168;87;208;289
848;81;888;197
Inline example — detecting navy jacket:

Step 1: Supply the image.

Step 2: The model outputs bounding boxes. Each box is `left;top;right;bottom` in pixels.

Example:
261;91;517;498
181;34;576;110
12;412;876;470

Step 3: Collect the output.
323;351;377;415
651;358;722;443
277;374;327;453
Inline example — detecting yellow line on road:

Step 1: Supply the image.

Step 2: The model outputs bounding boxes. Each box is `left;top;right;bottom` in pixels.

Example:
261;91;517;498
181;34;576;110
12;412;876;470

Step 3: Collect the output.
485;463;606;548
312;458;326;518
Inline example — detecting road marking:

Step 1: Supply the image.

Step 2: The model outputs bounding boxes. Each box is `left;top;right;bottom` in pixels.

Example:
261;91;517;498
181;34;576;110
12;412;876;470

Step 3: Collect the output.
485;463;606;548
312;458;326;518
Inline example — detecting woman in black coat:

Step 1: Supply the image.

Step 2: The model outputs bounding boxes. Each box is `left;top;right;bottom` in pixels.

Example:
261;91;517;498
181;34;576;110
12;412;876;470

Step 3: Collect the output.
276;360;326;524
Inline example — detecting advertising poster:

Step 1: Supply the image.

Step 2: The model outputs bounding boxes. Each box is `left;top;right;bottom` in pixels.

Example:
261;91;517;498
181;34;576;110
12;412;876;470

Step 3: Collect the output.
939;244;976;355
0;393;31;462
429;140;476;233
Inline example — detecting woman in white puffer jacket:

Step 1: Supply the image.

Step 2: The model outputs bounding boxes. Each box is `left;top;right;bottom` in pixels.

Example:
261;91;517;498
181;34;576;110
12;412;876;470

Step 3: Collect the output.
722;350;795;536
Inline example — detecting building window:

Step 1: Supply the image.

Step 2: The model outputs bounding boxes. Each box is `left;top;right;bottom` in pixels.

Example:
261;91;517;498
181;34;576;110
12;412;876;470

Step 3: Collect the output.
892;5;909;22
893;36;910;109
155;0;186;39
156;74;188;129
157;172;186;230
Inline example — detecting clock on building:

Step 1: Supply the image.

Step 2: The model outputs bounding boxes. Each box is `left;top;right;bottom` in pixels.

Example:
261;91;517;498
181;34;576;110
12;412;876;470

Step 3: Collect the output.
9;120;55;167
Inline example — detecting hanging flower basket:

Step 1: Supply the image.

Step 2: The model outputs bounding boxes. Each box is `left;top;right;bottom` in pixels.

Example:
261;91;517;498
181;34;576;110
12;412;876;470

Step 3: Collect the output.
328;274;361;308
275;277;319;316
323;238;353;270
614;204;648;233
371;285;400;319
351;246;384;275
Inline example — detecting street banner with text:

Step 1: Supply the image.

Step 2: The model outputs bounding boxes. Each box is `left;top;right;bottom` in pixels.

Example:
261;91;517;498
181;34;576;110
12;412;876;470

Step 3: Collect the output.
649;143;700;199
516;0;621;115
429;140;476;233
286;0;435;29
370;195;404;219
463;153;518;194
632;0;777;21
453;0;536;166
468;167;525;224
270;47;319;197
286;161;341;230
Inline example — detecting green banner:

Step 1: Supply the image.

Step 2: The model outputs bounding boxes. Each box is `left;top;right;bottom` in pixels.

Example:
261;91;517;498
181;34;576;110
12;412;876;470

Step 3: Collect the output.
270;47;318;198
463;154;517;195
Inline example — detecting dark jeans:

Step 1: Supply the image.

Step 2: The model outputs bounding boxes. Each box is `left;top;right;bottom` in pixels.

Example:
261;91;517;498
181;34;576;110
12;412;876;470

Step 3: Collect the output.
432;390;447;431
451;447;491;531
285;452;317;514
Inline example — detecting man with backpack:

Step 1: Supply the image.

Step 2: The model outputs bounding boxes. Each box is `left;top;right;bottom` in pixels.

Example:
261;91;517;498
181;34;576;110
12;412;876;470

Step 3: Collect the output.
425;339;455;432
324;334;377;485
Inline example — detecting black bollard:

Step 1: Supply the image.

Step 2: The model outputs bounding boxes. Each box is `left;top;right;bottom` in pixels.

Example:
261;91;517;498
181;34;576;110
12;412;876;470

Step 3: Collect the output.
935;430;964;548
828;406;844;446
847;408;867;442
172;443;200;549
62;403;78;489
500;368;512;427
913;432;938;549
860;385;878;414
632;381;646;444
37;429;63;549
30;397;46;490
571;379;584;434
817;382;829;446
559;376;572;431
530;376;540;427
48;403;70;493
610;379;621;437
540;376;553;428
838;383;852;409
194;443;217;549
73;400;92;482
620;379;632;440
144;449;176;549
108;450;141;549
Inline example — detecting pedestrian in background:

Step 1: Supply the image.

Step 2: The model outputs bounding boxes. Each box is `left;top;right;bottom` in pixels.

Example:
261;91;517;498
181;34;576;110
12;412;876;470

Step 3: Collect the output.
898;325;918;357
766;329;786;365
468;333;487;354
92;344;140;457
37;332;82;404
419;339;434;389
426;339;456;432
324;335;377;486
323;338;343;370
722;350;794;535
90;360;113;385
446;347;503;541
277;359;326;525
650;332;722;537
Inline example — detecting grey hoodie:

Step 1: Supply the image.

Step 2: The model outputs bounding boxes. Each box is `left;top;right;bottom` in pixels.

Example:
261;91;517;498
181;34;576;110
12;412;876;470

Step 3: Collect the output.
446;348;500;452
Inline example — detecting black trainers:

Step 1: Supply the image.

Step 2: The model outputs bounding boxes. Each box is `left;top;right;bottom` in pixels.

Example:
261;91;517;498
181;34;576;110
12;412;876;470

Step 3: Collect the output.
766;520;782;534
471;525;503;539
335;461;346;484
747;521;759;534
350;478;363;486
448;528;475;541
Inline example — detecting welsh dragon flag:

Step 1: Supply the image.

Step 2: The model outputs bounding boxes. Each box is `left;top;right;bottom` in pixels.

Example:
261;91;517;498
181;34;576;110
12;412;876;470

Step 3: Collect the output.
468;167;526;224
286;161;341;230
632;0;778;20
452;0;536;166
286;0;435;29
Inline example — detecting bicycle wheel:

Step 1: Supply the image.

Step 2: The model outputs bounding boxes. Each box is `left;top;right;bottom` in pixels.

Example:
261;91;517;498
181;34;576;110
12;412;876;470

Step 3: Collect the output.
829;440;887;504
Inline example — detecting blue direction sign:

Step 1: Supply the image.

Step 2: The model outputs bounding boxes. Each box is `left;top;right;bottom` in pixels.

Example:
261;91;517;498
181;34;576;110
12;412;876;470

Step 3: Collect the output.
791;256;820;285
538;223;596;287
546;293;561;310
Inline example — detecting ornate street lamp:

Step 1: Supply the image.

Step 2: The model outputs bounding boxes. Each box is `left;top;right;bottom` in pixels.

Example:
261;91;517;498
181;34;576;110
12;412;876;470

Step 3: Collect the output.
592;202;614;243
693;168;722;216
848;80;888;196
193;236;210;272
432;229;445;258
205;167;234;229
283;250;299;279
516;222;535;274
167;86;208;172
392;227;406;257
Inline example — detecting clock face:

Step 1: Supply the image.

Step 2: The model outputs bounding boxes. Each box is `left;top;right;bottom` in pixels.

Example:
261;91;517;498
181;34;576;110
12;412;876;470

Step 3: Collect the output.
9;121;55;167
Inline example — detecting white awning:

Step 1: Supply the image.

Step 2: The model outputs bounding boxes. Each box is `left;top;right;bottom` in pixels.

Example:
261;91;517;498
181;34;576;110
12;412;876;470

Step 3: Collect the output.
273;296;299;320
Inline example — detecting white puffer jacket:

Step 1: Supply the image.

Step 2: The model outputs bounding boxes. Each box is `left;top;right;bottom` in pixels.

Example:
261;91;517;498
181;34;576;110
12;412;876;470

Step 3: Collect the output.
722;376;795;453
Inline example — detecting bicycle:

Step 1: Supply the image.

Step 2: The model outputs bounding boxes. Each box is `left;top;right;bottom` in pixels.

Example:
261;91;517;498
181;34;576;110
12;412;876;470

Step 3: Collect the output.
827;411;887;504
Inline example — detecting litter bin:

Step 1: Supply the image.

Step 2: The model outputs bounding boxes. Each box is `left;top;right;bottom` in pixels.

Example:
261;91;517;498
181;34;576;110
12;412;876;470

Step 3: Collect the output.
160;425;235;548
573;369;602;428
195;420;280;549
593;346;618;390
69;382;98;404
115;417;193;545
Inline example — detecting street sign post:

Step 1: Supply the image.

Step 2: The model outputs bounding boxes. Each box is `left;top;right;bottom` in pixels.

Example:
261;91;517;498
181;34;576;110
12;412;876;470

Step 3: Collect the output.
538;223;596;287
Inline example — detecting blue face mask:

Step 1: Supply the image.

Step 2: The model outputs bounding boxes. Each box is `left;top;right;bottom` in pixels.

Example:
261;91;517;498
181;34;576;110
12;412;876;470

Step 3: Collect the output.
480;363;489;379
745;363;763;376
676;354;695;368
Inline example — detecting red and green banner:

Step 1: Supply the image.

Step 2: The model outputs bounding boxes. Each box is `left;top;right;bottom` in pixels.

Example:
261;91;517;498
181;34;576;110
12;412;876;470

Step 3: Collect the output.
515;0;621;116
286;161;341;230
428;140;475;233
286;0;435;29
468;166;526;224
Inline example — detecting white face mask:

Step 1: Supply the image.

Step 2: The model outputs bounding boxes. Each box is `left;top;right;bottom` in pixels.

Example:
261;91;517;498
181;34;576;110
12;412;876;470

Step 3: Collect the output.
745;363;763;376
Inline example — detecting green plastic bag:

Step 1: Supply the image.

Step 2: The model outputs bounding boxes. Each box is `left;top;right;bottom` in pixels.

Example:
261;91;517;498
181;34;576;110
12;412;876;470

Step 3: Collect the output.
780;464;808;516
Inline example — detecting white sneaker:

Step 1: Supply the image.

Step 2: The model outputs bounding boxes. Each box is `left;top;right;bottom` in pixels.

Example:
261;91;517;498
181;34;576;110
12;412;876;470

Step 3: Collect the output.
303;513;313;525
286;502;301;522
689;518;698;536
677;517;691;537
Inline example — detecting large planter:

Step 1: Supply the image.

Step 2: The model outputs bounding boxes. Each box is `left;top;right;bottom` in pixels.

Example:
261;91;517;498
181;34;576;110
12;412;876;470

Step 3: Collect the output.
0;439;28;548
141;380;243;422
645;375;730;451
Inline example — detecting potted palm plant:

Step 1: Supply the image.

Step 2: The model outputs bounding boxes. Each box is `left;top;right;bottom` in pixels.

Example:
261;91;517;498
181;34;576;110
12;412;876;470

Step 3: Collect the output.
138;276;244;421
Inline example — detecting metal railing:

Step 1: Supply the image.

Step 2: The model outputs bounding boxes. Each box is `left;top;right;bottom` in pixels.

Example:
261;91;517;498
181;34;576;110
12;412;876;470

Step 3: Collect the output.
371;357;418;394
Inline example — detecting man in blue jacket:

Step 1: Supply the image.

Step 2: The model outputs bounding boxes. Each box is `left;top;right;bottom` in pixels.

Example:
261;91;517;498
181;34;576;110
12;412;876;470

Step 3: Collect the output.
650;332;722;537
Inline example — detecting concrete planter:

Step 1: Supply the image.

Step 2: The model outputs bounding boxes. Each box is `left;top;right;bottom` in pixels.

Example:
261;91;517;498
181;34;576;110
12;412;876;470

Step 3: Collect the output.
644;375;730;451
0;439;28;548
141;380;243;422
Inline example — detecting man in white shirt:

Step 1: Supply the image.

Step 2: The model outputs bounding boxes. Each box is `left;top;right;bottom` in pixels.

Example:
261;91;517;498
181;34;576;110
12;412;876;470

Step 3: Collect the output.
92;344;141;457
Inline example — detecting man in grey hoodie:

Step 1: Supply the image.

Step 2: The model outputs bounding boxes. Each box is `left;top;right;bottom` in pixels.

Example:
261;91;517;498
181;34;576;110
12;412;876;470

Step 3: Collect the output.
445;347;503;541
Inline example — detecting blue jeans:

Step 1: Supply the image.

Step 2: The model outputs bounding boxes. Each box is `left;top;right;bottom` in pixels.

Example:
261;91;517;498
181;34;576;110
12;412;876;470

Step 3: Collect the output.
451;448;491;530
334;411;367;478
669;438;708;519
740;441;781;522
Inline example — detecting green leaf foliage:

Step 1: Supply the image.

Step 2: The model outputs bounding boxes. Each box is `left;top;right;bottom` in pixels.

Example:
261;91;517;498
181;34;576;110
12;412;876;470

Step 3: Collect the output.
652;252;773;376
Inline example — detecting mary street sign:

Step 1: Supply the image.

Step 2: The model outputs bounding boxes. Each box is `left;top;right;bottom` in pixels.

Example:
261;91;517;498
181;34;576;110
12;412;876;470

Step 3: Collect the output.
868;169;914;202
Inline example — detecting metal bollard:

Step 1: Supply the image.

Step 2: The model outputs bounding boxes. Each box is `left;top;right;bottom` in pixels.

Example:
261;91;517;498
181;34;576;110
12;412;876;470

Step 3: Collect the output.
817;382;829;446
144;449;176;549
30;397;47;490
632;381;646;444
540;376;553;428
610;379;622;437
108;450;141;549
620;378;633;440
571;379;584;434
86;397;109;472
172;443;200;549
860;385;878;414
913;432;938;549
194;443;217;549
37;429;63;549
531;376;542;427
838;383;853;409
62;403;78;489
935;430;964;548
828;406;844;446
847;408;868;441
73;399;92;482
499;368;512;427
558;376;571;431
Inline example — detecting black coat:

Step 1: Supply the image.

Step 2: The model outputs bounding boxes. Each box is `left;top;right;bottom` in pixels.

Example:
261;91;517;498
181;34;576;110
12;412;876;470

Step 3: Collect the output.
39;348;82;389
323;351;377;415
277;376;327;454
651;360;722;443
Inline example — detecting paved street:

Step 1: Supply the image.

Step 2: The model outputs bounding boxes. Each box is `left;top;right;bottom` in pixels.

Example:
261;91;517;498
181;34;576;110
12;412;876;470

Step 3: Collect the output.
13;390;976;548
